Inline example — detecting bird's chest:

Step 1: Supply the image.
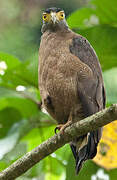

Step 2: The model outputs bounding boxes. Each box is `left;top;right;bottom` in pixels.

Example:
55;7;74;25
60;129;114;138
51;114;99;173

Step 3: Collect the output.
38;33;81;122
39;36;76;94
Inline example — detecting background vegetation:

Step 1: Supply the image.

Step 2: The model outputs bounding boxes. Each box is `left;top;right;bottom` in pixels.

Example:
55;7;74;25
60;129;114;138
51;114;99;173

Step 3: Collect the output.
0;0;117;179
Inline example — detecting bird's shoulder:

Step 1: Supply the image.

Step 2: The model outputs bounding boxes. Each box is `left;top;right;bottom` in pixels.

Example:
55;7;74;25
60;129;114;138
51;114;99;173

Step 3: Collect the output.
68;31;102;78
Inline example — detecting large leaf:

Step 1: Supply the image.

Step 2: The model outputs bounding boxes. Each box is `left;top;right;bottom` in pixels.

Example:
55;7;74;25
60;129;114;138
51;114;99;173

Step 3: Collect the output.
22;126;56;151
0;52;20;70
67;0;117;29
0;87;38;117
0;25;38;60
0;121;23;160
77;25;117;71
0;108;22;138
66;157;117;180
0;51;38;88
13;57;38;88
66;158;99;180
67;8;98;29
103;68;117;104
0;58;38;88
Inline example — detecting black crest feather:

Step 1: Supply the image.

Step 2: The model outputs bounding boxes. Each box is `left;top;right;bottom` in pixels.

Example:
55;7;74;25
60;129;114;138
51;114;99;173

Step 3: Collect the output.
45;7;63;13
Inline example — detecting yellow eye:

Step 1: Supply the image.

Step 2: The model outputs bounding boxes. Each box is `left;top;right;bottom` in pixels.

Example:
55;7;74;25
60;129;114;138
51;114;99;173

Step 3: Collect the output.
61;13;64;18
43;13;48;21
59;11;65;20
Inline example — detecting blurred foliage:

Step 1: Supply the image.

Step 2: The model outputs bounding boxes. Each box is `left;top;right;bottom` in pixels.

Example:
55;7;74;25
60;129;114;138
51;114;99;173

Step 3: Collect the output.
0;0;85;60
0;0;117;179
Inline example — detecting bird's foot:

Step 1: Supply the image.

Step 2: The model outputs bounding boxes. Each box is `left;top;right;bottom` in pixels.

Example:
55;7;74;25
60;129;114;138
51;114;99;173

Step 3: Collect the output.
55;121;72;134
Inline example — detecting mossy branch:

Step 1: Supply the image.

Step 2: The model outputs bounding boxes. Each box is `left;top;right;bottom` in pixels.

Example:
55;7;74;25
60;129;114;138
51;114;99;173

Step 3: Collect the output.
0;104;117;180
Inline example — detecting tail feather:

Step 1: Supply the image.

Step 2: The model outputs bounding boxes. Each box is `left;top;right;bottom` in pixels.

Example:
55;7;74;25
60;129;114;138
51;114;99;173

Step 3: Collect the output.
76;145;87;174
70;129;102;175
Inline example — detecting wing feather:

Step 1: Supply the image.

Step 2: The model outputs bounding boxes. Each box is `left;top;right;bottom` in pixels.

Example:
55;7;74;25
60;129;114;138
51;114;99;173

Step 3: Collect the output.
69;35;106;174
70;35;106;112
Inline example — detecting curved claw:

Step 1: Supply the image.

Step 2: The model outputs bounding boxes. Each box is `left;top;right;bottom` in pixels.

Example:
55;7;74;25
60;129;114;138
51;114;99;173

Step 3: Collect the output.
54;127;59;134
54;121;72;134
54;124;64;134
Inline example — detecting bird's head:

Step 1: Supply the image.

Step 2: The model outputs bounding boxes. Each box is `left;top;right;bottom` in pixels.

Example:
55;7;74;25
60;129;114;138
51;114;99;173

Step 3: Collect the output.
41;7;68;33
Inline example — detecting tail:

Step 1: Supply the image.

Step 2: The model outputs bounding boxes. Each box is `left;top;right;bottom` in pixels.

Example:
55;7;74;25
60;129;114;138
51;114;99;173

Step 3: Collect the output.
70;128;102;174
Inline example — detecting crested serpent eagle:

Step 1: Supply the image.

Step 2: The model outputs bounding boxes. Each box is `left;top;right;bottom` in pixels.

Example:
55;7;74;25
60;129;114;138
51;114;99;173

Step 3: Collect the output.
38;7;106;174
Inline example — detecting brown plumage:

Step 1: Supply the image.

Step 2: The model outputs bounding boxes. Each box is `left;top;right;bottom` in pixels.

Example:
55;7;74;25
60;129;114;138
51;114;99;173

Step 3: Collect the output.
38;7;106;174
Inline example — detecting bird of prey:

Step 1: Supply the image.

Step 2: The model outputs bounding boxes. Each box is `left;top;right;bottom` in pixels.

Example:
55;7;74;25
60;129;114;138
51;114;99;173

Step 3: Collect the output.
38;7;106;174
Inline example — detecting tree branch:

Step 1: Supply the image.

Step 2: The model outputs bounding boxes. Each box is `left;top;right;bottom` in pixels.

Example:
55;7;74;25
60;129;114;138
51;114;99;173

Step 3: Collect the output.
0;104;117;180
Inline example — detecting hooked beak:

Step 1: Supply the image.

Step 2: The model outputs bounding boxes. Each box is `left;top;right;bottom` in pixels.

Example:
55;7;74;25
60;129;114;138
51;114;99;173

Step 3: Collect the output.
50;12;58;24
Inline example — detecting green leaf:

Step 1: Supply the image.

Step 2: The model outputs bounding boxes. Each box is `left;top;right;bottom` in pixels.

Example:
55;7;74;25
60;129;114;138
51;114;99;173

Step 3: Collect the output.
109;168;117;180
3;142;27;163
0;122;21;160
0;87;38;117
0;108;22;138
66;152;117;180
22;125;55;151
0;59;38;88
45;173;62;180
13;58;38;87
103;68;117;104
0;25;38;60
0;52;21;70
0;52;38;88
77;25;117;71
67;0;117;29
66;157;99;180
67;8;96;29
0;119;29;163
0;162;7;171
92;0;117;25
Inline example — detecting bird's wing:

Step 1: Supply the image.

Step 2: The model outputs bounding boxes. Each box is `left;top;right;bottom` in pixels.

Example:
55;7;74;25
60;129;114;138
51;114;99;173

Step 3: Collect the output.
69;34;106;114
69;35;106;174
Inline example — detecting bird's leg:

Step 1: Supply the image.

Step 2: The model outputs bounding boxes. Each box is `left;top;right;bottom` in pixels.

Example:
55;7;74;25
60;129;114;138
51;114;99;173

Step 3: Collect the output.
55;121;72;134
55;113;73;134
